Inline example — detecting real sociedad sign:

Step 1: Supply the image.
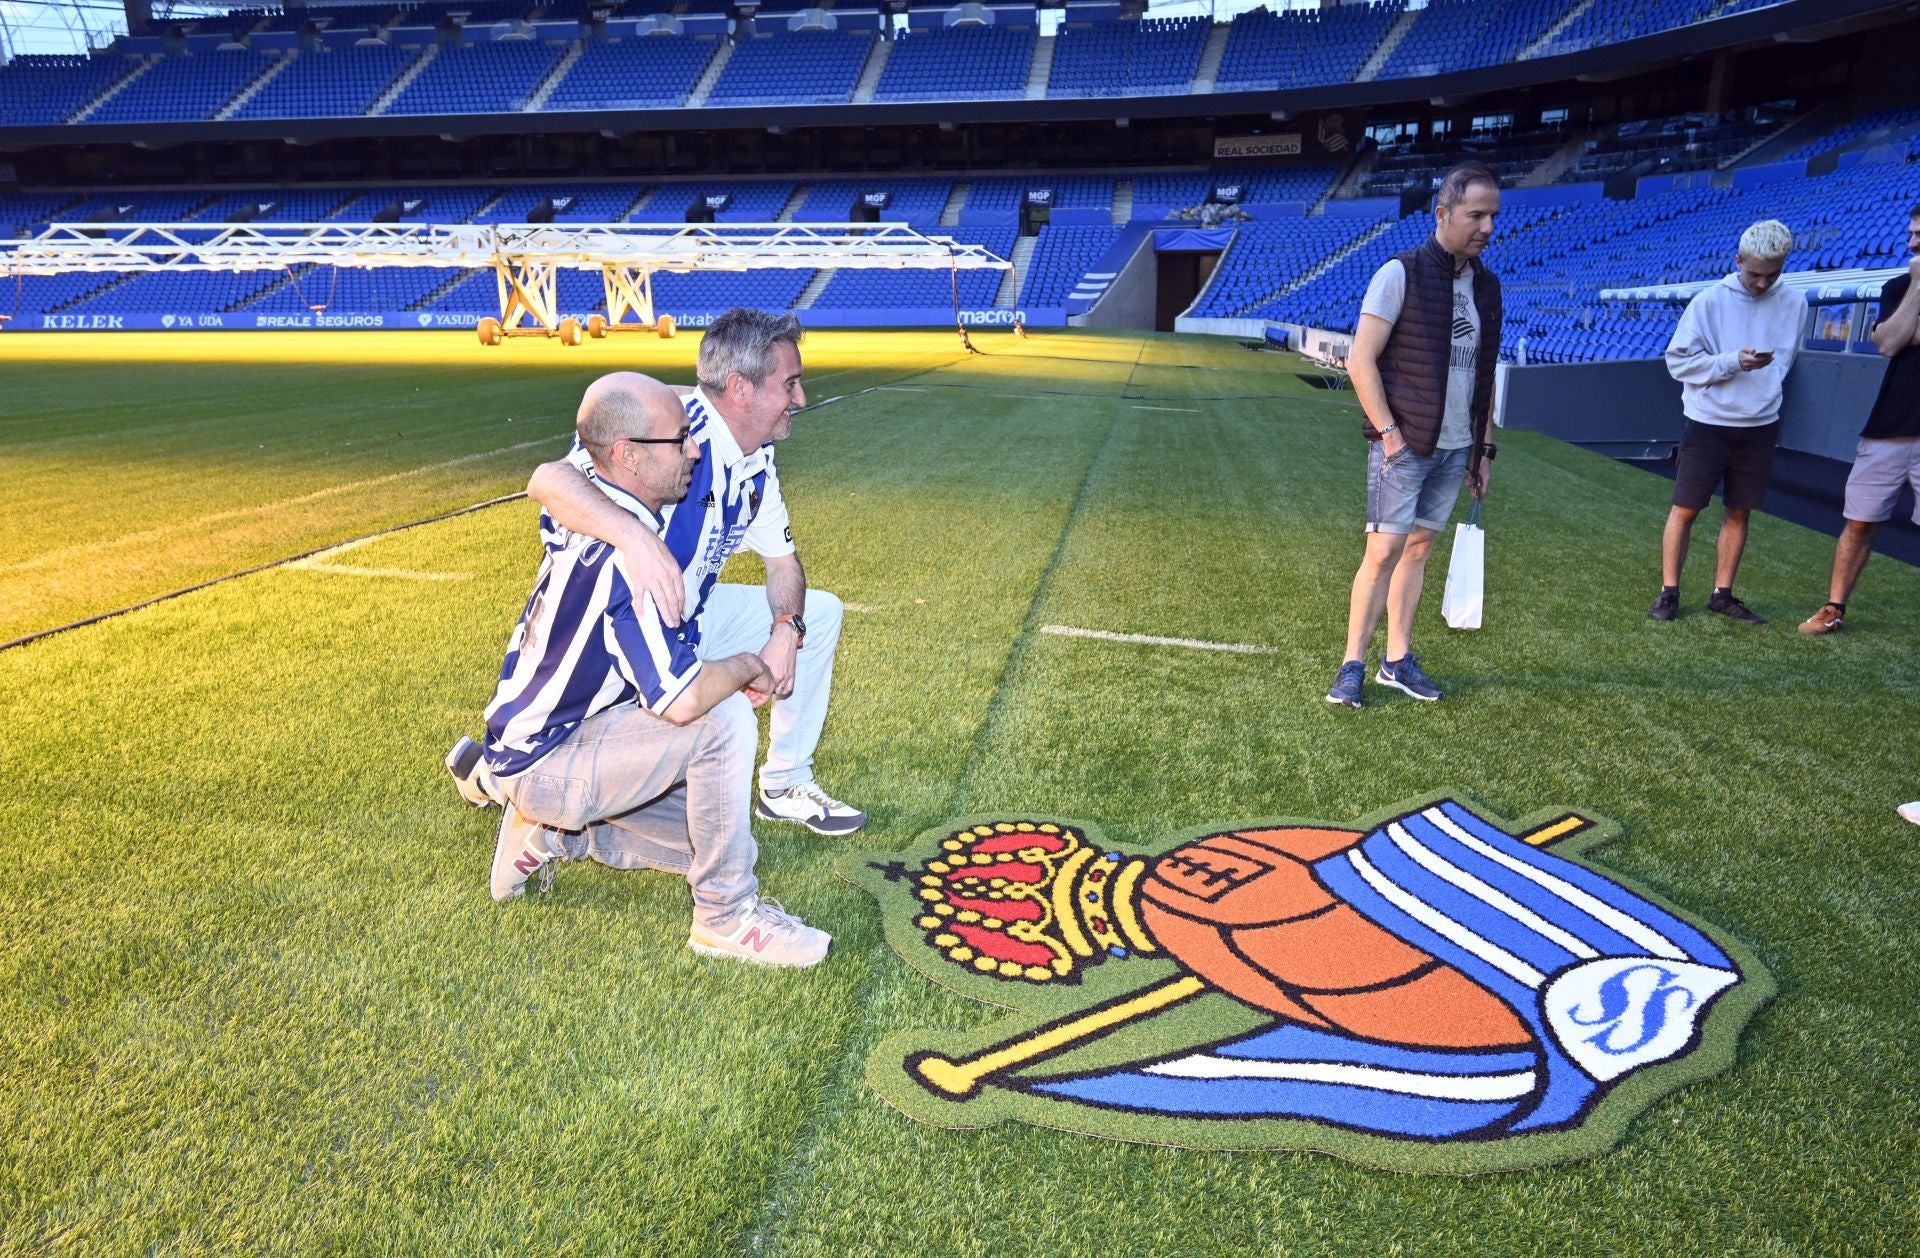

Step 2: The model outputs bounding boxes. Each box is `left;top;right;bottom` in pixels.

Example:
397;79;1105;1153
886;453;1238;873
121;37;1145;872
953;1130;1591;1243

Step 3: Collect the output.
841;795;1774;1172
1215;133;1302;160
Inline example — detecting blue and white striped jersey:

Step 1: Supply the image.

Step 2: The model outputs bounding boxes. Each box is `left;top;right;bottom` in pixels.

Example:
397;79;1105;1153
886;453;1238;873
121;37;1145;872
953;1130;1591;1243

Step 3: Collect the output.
483;477;704;777
556;387;794;653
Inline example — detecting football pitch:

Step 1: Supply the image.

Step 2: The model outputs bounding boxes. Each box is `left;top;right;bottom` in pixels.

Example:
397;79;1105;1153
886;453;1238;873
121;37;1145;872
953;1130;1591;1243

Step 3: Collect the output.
1;328;1915;1253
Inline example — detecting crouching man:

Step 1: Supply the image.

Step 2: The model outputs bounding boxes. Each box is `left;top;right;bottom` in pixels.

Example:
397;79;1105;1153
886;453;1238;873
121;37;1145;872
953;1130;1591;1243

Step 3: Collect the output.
481;372;829;967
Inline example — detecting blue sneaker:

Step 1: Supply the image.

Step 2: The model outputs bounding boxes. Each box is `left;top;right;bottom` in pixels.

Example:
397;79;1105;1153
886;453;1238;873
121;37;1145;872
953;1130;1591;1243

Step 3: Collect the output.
1325;659;1366;708
1378;654;1444;701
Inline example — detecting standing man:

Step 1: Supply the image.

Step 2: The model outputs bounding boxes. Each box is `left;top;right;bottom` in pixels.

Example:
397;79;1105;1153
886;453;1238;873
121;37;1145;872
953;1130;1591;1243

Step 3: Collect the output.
480;372;830;967
1648;220;1806;624
1798;204;1920;635
505;307;864;834
1326;162;1502;709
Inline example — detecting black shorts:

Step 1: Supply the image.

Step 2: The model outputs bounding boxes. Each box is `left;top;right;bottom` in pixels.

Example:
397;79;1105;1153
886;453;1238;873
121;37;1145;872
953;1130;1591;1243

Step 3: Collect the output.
1672;420;1778;511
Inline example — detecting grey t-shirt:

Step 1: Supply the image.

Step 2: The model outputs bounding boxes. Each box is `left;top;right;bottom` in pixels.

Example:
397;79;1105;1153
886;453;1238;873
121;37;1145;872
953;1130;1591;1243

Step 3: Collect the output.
1360;259;1479;450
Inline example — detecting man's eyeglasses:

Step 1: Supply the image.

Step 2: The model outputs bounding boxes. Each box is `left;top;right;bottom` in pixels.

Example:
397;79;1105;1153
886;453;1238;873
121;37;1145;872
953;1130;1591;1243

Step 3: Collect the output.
619;432;692;448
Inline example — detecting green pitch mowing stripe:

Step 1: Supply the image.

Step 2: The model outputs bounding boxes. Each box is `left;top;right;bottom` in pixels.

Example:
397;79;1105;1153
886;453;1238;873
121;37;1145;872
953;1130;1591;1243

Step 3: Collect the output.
1;330;1917;1254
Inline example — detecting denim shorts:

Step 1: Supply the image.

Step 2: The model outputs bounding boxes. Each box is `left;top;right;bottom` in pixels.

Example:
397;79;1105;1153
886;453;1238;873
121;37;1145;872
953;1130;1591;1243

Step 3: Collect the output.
1366;441;1470;534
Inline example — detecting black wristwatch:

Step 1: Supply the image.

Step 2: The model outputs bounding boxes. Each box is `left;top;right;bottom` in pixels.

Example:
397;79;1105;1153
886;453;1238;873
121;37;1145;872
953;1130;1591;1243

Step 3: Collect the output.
773;613;806;647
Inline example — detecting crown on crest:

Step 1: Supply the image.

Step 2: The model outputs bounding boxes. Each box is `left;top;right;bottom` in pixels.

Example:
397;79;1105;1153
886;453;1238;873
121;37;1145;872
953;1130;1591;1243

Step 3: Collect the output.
912;821;1157;984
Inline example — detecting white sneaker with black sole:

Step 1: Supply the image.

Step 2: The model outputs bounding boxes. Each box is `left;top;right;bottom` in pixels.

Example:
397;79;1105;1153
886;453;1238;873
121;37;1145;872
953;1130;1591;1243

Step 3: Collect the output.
445;735;499;809
687;896;831;968
755;781;868;835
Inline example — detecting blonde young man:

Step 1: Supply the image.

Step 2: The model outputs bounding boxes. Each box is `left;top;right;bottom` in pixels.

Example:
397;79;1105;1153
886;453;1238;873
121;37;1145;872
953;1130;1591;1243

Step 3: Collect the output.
1648;219;1807;624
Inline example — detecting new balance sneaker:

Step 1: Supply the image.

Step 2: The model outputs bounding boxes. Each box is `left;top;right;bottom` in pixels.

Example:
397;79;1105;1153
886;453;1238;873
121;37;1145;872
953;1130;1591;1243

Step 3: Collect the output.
1798;603;1844;635
445;736;498;809
490;804;558;902
1707;590;1766;625
1647;588;1680;621
687;896;831;968
755;781;868;835
1899;800;1920;827
1325;659;1366;709
1377;654;1444;701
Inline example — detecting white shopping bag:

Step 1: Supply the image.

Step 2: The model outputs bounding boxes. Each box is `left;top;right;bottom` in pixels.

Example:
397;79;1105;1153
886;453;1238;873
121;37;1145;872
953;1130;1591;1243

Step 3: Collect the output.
1442;502;1484;630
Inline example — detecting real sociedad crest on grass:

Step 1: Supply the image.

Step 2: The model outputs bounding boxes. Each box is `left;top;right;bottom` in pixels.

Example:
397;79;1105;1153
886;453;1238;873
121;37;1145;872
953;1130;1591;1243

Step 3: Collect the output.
838;796;1773;1172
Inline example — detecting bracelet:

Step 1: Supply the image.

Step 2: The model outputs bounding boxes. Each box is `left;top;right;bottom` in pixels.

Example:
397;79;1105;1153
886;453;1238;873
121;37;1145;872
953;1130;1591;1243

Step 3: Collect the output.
1377;422;1399;436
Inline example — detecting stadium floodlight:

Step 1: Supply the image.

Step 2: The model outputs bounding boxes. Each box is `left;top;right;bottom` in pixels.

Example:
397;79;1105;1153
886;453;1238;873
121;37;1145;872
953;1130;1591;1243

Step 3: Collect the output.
0;220;1012;346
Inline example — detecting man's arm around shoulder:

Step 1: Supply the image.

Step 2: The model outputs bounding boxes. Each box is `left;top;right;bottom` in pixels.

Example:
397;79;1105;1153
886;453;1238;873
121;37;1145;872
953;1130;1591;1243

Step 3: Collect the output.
527;458;686;626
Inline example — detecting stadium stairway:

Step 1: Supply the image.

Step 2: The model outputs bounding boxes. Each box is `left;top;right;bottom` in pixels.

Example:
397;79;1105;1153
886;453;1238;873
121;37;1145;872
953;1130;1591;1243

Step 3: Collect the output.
524;41;584;112
939;183;967;227
1234;217;1394;318
1356;9;1417;82
1521;128;1595;186
794;268;833;309
1520;0;1599;59
369;46;437;117
68;56;152;124
215;51;293;121
1192;22;1231;93
1024;36;1052;100
1111;179;1133;225
851;37;890;105
998;235;1036;308
685;41;734;108
410;268;483;311
775;185;807;222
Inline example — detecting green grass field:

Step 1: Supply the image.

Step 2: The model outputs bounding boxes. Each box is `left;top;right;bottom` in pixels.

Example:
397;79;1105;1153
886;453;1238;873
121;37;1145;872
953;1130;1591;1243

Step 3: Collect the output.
2;328;1916;1254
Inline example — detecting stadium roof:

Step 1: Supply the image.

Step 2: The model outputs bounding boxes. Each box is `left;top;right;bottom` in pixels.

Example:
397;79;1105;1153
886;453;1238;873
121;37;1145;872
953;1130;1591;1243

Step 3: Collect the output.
1599;266;1910;306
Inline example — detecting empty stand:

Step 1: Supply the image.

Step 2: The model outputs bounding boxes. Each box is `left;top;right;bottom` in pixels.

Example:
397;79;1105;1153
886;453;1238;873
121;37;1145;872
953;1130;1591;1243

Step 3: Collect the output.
384;39;567;115
704;30;873;107
233;44;419;120
873;24;1034;102
1047;16;1208;98
86;50;271;124
541;35;720;110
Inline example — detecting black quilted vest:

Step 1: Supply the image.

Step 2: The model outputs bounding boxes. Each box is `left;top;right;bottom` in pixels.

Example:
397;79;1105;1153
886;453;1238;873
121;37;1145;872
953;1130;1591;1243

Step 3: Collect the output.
1373;234;1502;462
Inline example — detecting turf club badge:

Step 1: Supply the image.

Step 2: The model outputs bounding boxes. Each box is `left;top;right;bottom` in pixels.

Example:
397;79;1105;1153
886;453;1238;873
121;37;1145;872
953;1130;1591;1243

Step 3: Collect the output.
838;796;1774;1173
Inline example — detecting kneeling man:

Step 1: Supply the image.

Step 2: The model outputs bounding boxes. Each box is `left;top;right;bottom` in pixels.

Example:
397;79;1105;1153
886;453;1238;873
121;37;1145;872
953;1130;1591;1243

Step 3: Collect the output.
481;373;829;967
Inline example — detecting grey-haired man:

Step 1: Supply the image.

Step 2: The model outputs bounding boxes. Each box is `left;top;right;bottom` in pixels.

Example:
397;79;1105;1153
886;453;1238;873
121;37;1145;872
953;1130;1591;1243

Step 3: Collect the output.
450;308;865;836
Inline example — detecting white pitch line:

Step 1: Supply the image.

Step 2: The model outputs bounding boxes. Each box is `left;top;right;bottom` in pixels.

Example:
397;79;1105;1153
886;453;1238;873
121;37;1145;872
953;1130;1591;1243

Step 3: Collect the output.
872;386;929;393
292;562;471;582
1130;405;1201;413
4;436;556;576
1039;625;1276;655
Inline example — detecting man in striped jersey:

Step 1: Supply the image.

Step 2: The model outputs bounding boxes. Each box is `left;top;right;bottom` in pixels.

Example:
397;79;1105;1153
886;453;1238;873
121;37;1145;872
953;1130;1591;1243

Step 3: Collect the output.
525;308;864;837
480;372;830;967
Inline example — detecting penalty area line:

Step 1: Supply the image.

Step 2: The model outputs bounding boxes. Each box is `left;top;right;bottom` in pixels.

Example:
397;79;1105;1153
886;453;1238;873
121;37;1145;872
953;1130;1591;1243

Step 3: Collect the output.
1039;624;1277;655
0;493;524;655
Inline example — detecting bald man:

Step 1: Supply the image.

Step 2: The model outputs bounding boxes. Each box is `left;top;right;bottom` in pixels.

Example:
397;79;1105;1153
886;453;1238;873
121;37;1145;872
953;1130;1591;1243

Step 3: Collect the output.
470;372;830;967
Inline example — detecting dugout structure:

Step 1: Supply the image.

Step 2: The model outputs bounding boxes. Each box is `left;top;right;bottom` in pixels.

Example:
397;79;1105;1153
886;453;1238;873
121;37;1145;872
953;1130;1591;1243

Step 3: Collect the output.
0;220;1011;344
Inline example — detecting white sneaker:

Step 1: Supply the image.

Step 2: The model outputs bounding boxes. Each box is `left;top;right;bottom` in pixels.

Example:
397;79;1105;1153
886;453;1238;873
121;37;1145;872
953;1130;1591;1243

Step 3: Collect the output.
688;896;831;968
446;736;499;809
754;781;868;835
490;804;558;902
1900;801;1920;827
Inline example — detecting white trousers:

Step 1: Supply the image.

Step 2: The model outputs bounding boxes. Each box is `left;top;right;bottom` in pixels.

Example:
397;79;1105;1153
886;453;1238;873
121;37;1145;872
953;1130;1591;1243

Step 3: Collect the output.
694;583;845;794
